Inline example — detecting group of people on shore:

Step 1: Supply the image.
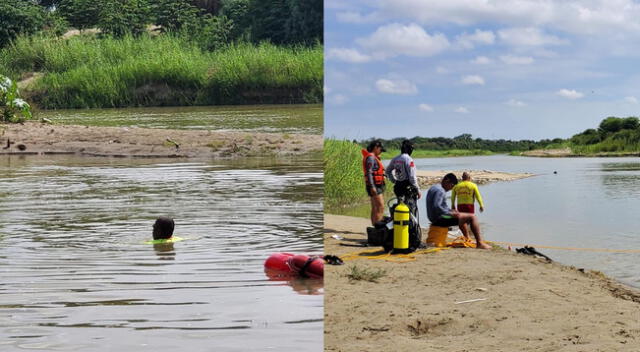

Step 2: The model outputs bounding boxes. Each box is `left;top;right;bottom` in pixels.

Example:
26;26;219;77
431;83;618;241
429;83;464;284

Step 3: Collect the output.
362;139;491;249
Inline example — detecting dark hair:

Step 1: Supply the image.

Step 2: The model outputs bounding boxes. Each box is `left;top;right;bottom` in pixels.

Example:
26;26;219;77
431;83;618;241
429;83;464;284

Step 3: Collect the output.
443;173;458;185
400;140;414;155
153;217;175;240
367;139;385;152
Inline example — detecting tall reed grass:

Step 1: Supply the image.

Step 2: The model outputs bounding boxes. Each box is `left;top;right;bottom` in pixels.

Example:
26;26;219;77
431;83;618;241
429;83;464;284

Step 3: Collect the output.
324;139;367;208
0;34;322;108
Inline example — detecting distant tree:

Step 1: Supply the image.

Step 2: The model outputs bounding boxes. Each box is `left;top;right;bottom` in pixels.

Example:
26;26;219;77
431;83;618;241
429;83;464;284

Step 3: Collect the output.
599;116;624;134
622;116;639;130
190;0;221;14
0;0;45;48
221;0;251;41
153;0;201;32
249;0;289;44
286;0;322;45
57;0;101;31
98;0;151;37
190;14;233;51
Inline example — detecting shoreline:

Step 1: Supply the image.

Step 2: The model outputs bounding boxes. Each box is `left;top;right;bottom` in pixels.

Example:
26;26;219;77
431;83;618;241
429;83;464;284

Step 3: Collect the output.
0;122;322;159
324;214;640;351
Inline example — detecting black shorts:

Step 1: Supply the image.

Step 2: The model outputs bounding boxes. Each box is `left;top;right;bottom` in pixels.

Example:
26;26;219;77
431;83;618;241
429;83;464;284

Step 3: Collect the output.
432;215;458;227
366;184;385;197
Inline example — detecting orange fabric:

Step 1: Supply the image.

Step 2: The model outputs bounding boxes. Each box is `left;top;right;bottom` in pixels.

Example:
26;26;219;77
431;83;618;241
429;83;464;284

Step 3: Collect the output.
361;149;385;186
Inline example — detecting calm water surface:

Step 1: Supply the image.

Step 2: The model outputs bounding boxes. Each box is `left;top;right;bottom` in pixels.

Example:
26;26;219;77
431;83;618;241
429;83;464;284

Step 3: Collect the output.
0;155;323;351
37;104;322;135
411;155;640;288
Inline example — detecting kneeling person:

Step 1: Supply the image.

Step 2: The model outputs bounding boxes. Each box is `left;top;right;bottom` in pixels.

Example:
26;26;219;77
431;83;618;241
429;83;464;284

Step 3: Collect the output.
425;173;491;249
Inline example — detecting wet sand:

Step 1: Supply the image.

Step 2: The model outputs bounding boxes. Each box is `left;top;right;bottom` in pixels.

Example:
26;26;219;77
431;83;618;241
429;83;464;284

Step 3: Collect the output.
324;214;640;352
0;122;321;158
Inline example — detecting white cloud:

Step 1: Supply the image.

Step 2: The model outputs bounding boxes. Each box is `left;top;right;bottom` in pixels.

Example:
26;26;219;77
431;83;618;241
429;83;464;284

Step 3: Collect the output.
456;29;495;49
373;0;640;37
326;48;372;63
557;89;584;99
335;11;379;24
506;99;526;107
375;78;418;95
461;75;485;85
329;94;349;105
471;56;491;64
498;27;567;47
357;23;450;58
500;55;534;64
455;106;470;113
324;85;331;94
436;66;449;74
625;96;638;104
418;103;434;112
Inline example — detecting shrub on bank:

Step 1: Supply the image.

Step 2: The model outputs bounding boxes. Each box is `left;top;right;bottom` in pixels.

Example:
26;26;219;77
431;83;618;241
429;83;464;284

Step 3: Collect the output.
324;139;367;208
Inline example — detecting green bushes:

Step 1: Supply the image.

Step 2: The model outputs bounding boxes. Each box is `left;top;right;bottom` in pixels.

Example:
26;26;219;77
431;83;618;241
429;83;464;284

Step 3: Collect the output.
0;34;322;108
324;139;367;208
569;116;640;154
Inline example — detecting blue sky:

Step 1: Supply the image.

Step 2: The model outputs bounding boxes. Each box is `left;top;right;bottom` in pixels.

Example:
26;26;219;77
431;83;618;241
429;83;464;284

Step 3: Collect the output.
324;0;640;140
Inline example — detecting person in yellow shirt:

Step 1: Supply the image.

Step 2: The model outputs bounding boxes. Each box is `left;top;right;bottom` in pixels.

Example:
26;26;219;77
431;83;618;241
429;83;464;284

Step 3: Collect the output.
451;172;484;213
451;172;484;236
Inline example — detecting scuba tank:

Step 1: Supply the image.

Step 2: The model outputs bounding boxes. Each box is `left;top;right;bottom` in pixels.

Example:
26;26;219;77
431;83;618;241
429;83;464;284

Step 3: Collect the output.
392;201;410;254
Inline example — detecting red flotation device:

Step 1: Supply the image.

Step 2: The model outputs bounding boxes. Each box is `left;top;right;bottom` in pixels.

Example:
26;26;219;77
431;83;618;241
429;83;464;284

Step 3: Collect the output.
264;253;324;278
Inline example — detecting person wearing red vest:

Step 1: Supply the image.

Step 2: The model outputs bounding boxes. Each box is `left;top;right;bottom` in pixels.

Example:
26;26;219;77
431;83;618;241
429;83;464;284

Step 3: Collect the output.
362;139;386;225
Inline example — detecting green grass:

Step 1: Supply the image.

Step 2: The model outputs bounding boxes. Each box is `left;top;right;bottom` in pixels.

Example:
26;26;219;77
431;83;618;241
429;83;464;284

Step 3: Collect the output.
324;139;366;209
0;34;322;108
380;148;493;159
345;264;387;283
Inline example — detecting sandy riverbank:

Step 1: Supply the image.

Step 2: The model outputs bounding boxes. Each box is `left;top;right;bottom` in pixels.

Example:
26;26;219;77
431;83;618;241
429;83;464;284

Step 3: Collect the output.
522;148;640;158
324;214;640;351
415;169;533;188
0;122;321;158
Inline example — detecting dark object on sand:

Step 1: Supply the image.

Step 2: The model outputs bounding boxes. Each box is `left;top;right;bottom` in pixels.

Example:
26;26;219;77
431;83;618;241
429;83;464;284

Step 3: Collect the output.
3;138;12;149
516;246;552;261
17;144;26;151
324;255;344;265
553;171;558;174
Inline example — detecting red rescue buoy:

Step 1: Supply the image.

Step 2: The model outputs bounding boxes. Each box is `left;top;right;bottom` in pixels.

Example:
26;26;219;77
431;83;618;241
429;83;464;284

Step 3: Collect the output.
264;252;294;272
287;254;324;279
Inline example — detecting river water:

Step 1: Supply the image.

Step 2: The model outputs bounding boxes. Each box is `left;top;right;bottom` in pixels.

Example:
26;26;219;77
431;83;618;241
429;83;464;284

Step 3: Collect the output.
37;104;322;135
410;155;640;288
0;155;323;351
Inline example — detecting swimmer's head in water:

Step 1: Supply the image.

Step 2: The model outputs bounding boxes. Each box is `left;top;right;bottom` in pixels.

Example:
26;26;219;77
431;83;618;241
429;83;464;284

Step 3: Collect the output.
153;217;175;240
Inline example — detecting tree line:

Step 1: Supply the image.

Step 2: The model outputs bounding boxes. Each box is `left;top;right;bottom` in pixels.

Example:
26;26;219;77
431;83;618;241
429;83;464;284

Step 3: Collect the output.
360;134;563;153
0;0;322;49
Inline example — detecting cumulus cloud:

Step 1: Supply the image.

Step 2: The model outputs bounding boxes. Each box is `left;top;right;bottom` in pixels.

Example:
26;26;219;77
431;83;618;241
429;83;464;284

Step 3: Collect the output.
557;89;584;99
500;55;534;64
506;99;526;107
455;106;470;113
357;23;450;58
372;0;640;37
625;96;638;104
471;56;491;64
455;29;495;49
335;11;379;24
419;103;434;112
461;75;485;85
498;27;567;47
326;48;372;63
375;78;418;95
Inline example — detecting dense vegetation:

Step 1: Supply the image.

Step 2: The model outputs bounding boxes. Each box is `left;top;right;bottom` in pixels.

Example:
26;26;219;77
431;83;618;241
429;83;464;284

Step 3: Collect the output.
324;139;367;208
0;0;322;109
569;116;640;154
361;134;563;154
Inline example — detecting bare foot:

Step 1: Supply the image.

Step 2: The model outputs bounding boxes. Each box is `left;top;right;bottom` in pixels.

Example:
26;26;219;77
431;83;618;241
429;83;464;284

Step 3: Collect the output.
476;242;492;250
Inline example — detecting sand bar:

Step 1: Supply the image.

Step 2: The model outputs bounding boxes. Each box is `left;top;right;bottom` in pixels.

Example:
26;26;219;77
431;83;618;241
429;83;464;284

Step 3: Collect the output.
324;214;640;351
0;122;321;158
416;169;534;188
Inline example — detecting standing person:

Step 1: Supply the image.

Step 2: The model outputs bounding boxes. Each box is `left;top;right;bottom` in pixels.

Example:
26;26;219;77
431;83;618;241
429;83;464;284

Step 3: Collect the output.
426;173;491;249
362;140;386;225
385;139;421;216
451;172;484;213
